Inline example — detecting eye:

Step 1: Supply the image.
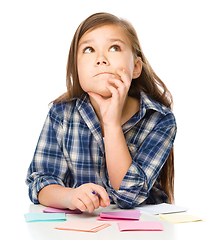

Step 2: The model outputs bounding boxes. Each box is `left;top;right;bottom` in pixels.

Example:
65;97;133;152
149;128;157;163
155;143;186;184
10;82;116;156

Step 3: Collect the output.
83;46;95;53
109;45;121;52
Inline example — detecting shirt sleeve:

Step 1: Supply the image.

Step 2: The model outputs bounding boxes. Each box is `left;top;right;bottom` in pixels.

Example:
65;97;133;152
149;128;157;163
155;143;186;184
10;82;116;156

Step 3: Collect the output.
108;113;177;209
25;104;69;204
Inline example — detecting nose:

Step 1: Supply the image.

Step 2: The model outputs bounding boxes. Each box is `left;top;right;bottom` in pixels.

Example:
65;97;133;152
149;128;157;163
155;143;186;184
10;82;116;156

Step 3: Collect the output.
95;55;109;66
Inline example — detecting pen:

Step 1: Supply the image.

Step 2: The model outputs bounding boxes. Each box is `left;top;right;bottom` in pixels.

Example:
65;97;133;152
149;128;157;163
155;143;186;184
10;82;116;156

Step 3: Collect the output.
92;191;113;201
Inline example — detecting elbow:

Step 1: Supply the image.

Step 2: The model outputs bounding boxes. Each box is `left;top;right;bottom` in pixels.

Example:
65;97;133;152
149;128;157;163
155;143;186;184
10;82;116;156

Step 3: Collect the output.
114;186;148;209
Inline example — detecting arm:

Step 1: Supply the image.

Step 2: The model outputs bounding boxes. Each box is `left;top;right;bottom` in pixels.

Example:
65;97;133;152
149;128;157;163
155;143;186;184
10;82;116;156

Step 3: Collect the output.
88;70;177;208
104;125;132;190
112;118;176;208
38;184;72;209
25;108;69;204
88;68;132;190
38;183;110;213
26;105;110;213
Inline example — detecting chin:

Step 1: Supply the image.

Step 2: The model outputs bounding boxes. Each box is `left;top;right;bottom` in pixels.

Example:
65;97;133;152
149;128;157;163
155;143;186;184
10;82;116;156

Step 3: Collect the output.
98;89;112;98
101;94;112;99
87;87;112;98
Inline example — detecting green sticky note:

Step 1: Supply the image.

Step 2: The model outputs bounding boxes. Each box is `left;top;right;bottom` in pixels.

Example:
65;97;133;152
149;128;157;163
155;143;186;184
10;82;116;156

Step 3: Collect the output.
24;213;66;222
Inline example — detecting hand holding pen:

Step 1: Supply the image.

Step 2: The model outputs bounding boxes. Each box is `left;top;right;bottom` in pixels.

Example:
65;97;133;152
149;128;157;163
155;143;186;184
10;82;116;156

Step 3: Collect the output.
65;183;111;213
92;191;113;201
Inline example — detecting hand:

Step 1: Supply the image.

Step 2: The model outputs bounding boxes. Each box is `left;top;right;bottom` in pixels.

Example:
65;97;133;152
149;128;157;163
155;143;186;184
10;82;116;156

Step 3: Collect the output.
88;68;131;127
64;183;110;213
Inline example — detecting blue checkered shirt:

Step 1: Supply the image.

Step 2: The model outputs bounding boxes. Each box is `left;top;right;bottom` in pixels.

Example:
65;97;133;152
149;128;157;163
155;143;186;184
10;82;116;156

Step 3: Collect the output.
26;91;176;208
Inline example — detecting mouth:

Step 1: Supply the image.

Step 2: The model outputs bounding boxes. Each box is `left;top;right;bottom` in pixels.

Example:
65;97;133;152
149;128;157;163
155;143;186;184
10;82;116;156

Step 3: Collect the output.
94;72;114;77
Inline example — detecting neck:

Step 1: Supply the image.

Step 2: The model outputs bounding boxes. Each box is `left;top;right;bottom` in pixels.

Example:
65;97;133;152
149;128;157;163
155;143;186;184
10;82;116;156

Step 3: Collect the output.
89;94;139;126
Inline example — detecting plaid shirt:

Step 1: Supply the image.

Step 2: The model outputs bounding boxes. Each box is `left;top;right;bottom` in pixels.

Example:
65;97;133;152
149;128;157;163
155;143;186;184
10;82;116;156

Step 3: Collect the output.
26;91;176;209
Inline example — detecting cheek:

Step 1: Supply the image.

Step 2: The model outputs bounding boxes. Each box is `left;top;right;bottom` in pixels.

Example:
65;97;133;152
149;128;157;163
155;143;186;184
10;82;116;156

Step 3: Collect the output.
77;61;88;84
77;57;92;78
124;61;135;80
129;55;136;79
118;54;134;79
77;60;83;79
77;64;86;89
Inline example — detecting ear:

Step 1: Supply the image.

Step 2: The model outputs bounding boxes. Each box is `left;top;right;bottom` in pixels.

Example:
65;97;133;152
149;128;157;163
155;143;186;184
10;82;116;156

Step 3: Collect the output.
132;57;142;79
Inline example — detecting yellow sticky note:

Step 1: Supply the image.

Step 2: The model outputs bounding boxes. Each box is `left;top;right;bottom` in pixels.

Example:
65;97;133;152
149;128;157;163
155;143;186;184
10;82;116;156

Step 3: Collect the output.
159;213;203;223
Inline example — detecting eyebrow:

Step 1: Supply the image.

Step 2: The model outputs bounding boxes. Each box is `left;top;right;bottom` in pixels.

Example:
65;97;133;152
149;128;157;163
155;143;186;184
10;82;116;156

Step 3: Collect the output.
108;38;126;45
78;40;94;48
78;38;126;48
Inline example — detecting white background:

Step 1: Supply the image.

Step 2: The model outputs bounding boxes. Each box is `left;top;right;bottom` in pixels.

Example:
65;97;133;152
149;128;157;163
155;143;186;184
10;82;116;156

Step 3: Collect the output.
1;0;210;237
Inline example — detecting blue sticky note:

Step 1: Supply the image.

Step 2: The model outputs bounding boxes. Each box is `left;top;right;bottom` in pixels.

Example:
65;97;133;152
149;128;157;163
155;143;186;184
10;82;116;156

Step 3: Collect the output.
24;213;66;222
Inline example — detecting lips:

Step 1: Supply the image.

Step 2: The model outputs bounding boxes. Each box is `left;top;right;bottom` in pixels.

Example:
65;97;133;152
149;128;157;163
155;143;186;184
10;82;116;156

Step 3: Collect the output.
94;72;114;77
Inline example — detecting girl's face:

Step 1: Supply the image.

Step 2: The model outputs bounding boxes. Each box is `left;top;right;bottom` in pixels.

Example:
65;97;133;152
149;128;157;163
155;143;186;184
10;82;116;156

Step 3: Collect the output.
77;24;140;98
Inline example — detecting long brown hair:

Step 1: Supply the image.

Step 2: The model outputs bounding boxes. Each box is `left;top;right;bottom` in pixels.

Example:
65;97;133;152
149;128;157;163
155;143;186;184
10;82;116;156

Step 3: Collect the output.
53;12;175;203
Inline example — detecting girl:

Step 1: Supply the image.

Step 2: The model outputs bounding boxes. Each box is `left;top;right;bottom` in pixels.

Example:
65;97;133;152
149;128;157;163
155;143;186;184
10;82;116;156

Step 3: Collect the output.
26;12;176;212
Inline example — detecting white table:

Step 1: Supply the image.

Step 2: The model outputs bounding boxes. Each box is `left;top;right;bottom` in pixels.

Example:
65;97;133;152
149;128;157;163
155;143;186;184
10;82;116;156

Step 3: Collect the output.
22;204;209;240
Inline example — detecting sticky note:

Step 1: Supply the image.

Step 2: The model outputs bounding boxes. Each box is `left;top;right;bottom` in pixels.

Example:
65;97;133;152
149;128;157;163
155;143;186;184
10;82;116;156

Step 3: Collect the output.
136;203;188;215
98;210;140;221
96;216;130;221
24;213;66;222
159;213;203;223
55;221;111;233
43;207;82;214
118;221;163;231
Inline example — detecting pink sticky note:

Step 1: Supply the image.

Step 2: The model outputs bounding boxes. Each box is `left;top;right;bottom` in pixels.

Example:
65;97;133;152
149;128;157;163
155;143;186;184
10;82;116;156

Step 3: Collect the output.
118;221;163;232
55;221;111;233
96;216;131;222
99;210;140;220
43;207;82;214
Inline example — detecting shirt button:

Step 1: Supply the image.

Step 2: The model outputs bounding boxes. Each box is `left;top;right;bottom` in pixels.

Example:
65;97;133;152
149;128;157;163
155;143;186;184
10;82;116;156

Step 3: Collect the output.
99;152;103;157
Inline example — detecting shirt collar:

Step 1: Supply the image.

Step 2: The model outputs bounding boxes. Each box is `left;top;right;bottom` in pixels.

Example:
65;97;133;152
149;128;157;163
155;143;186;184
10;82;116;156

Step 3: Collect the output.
76;91;170;118
139;91;170;119
75;91;171;138
75;93;90;110
76;93;104;152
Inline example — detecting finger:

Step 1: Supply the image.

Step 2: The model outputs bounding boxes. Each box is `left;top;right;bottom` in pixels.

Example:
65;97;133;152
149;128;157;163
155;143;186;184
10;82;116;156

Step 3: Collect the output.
115;68;131;87
99;197;108;207
107;78;125;89
91;185;110;207
81;193;97;213
106;84;119;100
87;191;100;209
74;198;87;212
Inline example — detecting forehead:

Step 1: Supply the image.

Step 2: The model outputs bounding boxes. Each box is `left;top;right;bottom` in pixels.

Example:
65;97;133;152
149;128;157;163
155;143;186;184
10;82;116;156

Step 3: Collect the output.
78;24;131;47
